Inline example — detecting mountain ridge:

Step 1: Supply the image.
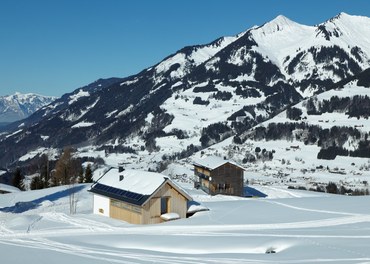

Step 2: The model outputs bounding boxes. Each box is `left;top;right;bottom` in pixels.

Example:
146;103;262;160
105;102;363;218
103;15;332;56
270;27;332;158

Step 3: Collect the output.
1;12;370;170
0;92;57;124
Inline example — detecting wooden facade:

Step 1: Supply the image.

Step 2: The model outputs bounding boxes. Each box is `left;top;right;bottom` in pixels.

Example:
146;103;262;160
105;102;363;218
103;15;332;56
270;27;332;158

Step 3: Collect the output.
90;168;192;225
141;182;188;224
108;182;189;225
194;161;244;196
110;198;143;224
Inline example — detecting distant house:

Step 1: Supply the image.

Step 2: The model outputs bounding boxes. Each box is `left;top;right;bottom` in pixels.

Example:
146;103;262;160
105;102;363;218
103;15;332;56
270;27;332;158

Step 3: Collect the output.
193;156;244;196
0;183;21;194
89;168;192;225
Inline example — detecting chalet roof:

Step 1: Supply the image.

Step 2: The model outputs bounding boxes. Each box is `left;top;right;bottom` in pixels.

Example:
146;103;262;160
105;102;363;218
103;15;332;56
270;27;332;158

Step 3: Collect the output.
193;156;244;171
97;168;168;195
0;183;21;193
89;168;192;206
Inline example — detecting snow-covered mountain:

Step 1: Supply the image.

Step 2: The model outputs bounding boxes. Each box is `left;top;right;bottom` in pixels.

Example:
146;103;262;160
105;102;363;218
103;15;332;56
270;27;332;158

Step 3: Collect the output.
0;92;57;124
1;13;370;170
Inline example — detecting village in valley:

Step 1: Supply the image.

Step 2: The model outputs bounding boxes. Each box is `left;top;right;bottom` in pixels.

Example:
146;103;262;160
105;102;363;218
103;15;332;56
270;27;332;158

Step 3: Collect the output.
2;2;370;263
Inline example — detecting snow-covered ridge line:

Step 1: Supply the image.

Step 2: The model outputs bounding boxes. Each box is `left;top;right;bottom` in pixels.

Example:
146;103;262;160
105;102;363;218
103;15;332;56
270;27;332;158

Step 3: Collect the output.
0;92;57;123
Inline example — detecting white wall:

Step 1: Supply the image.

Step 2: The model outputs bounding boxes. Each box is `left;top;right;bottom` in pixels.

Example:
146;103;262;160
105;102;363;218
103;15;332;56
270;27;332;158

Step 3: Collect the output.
93;194;110;217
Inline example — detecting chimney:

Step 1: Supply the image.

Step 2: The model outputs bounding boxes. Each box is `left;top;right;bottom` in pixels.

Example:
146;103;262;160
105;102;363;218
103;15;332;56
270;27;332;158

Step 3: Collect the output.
119;175;124;181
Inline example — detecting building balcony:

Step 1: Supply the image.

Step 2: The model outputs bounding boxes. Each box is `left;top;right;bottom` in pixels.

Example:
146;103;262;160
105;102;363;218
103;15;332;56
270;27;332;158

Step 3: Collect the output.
195;171;210;180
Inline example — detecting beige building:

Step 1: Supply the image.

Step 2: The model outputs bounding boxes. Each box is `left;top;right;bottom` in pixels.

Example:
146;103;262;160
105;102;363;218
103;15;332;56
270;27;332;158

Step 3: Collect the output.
90;168;192;225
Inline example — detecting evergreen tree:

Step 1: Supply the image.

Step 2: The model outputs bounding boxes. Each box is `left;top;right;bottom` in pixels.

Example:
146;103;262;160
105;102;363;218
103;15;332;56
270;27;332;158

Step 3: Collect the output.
286;106;303;121
30;176;43;190
39;154;50;188
12;168;25;191
78;167;84;183
326;182;339;194
84;164;93;183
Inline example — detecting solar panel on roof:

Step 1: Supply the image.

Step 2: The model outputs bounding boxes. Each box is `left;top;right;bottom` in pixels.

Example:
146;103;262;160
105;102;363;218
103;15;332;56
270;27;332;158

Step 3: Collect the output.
92;183;147;205
96;184;104;190
126;192;134;199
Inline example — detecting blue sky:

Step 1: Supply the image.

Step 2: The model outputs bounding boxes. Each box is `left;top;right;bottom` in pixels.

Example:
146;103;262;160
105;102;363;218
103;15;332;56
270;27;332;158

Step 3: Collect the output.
1;0;369;97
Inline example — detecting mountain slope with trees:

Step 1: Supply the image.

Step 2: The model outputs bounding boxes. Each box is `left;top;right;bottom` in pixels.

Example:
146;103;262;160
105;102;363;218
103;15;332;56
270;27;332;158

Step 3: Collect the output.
1;13;370;176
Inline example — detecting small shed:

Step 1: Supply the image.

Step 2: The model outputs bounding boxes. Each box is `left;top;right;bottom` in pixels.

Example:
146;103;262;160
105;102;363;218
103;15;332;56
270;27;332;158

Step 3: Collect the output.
0;183;21;194
193;156;244;196
89;168;192;225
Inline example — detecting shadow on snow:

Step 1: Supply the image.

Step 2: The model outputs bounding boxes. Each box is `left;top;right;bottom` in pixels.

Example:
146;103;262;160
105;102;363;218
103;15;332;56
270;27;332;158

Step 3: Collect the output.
244;186;268;198
0;185;85;213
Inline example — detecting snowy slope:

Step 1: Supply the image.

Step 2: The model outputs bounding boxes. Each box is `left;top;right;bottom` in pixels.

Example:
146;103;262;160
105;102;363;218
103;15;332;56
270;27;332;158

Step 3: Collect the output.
1;182;370;263
250;15;315;71
251;13;370;79
185;78;370;193
2;12;370;173
264;83;370;131
154;35;242;80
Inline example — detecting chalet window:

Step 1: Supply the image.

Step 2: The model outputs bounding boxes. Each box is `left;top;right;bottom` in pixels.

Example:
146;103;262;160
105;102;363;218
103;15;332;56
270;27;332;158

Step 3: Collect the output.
217;183;231;191
99;208;104;214
161;197;169;214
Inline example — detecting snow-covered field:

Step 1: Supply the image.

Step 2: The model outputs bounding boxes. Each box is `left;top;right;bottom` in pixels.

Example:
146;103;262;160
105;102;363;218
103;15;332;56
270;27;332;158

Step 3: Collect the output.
1;183;370;263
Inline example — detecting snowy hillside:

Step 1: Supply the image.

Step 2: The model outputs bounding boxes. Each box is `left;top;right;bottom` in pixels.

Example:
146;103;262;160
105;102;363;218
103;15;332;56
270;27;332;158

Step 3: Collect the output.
1;182;370;263
250;13;370;94
1;12;370;174
0;92;56;124
187;75;370;193
2;12;370;263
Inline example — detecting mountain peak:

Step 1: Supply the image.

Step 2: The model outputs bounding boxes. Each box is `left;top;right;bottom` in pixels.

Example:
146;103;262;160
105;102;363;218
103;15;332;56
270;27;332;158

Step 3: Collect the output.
334;12;350;19
271;15;294;24
325;12;370;24
317;12;370;42
257;15;305;35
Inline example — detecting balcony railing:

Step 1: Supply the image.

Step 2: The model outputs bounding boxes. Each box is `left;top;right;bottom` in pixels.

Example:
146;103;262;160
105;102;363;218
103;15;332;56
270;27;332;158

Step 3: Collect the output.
195;171;210;180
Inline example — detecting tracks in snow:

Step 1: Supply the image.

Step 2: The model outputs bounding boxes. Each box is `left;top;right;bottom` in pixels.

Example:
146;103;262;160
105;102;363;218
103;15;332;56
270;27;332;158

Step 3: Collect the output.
0;236;260;264
1;199;370;263
41;212;116;232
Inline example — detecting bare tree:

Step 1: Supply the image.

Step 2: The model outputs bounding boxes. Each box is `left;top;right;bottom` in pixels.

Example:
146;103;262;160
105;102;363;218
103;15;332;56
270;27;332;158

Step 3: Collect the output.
68;176;78;214
53;147;82;214
54;147;81;185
